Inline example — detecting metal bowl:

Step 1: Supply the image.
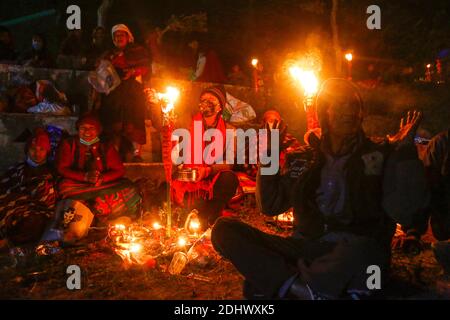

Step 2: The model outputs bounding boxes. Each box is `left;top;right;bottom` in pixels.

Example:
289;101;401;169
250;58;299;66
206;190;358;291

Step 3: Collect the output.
176;168;198;182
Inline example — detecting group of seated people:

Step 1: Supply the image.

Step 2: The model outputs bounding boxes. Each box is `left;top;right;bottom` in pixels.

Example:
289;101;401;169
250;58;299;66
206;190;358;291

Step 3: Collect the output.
0;78;448;300
0;113;142;251
1;24;151;162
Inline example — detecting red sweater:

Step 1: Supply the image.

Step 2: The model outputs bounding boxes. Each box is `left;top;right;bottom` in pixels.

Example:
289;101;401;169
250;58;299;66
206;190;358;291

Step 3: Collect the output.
56;137;125;183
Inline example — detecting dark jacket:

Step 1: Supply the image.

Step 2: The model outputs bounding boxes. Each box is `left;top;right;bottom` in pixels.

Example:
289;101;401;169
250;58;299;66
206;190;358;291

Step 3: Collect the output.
257;134;428;247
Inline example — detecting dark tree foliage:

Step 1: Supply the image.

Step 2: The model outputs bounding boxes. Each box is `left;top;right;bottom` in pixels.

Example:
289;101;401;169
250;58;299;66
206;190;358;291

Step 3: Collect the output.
1;0;449;72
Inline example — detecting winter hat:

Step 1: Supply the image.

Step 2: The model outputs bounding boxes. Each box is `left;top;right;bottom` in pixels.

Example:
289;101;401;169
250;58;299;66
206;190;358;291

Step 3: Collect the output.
201;85;227;110
111;24;134;43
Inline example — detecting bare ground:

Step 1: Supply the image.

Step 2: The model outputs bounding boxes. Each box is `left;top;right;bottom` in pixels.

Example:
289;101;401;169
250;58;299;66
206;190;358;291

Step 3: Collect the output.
0;202;448;300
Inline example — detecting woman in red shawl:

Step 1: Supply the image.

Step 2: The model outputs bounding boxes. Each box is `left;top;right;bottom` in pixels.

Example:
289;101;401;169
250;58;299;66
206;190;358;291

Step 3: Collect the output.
55;114;141;220
0;128;56;248
98;24;151;160
172;86;239;227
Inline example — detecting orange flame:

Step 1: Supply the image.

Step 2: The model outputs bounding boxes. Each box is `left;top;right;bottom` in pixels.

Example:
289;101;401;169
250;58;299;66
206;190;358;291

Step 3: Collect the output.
289;66;319;97
157;86;180;114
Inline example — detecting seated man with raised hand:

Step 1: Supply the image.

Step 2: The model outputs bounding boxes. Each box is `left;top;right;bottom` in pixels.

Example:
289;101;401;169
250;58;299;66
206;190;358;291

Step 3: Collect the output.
211;79;427;300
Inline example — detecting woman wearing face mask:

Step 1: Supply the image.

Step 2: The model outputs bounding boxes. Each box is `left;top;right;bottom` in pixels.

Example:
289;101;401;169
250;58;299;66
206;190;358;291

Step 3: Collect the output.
18;34;53;68
54;113;141;221
0;128;56;249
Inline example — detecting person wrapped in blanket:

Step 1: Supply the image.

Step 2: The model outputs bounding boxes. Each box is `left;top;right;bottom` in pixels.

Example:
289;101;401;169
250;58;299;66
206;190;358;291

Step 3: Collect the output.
0;128;56;248
172;86;239;227
41;113;141;244
98;24;151;161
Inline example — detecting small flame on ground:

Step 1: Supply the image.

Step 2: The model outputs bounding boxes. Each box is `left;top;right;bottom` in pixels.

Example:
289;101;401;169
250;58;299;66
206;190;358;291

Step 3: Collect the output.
276;210;294;222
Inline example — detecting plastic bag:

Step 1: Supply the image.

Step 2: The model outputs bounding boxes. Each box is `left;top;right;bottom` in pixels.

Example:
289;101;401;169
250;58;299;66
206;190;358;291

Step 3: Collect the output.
88;59;121;95
27;101;71;115
62;200;94;243
223;93;256;124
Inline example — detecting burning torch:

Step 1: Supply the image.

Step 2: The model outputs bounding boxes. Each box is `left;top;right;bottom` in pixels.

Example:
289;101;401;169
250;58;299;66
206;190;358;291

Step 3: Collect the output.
425;63;432;82
289;66;320;130
345;52;353;81
251;58;263;93
157;86;180;237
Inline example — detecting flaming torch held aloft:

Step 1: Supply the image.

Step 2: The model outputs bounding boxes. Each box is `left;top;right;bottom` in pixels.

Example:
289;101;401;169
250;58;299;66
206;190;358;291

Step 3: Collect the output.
251;58;264;93
157;86;180;124
345;52;353;80
157;86;180;237
289;66;320;130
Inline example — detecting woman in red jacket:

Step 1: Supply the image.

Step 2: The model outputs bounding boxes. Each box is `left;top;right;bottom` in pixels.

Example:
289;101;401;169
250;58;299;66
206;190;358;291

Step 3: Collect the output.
55;113;141;219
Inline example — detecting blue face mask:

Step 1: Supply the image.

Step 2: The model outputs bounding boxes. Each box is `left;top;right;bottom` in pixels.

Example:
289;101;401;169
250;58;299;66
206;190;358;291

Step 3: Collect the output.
32;40;43;51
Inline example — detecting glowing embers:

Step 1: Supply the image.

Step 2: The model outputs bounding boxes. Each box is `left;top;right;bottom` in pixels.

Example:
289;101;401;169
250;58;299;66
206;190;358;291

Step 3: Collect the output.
107;209;216;275
107;223;164;265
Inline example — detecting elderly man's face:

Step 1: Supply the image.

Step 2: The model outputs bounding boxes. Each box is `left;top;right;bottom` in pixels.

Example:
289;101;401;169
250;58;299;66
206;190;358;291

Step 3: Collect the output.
327;100;361;137
113;30;129;49
79;124;99;142
199;93;221;118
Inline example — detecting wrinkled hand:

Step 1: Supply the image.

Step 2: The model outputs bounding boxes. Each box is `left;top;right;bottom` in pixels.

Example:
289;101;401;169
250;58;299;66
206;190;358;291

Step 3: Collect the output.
387;110;423;146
